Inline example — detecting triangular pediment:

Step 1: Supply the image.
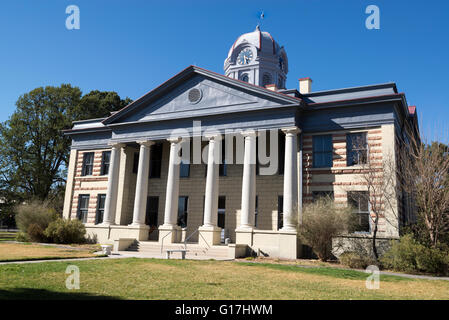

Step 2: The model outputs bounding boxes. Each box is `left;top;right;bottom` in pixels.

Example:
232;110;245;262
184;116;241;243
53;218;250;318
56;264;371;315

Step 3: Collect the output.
104;66;300;125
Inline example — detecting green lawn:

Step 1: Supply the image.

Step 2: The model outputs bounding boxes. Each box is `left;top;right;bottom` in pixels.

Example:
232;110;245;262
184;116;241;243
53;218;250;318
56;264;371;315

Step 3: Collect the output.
0;258;448;300
0;243;102;262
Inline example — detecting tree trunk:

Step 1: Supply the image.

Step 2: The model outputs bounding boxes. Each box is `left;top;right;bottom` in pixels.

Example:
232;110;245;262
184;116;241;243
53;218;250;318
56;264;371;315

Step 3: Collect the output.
372;217;379;261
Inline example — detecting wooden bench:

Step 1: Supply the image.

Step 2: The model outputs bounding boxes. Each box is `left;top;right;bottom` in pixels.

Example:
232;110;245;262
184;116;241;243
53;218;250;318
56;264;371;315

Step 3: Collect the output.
165;249;188;260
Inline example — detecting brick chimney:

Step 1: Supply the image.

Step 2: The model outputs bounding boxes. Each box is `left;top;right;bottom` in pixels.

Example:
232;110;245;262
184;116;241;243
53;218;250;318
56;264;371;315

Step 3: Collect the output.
265;84;278;91
299;77;312;94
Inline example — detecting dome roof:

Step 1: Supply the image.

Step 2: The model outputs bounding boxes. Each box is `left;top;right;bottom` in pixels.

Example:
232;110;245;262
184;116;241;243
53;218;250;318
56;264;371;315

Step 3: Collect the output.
227;25;281;58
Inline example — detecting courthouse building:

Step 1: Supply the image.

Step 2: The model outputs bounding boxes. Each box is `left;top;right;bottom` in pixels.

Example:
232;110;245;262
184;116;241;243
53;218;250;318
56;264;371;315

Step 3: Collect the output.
62;27;418;259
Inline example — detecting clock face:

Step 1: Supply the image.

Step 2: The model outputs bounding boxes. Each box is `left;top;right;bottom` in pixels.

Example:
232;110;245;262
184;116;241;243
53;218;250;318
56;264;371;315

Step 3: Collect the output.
237;48;253;65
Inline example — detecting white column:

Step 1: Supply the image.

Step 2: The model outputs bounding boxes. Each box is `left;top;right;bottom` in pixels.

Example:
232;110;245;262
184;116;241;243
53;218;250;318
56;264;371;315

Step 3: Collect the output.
130;141;154;226
282;127;300;231
202;134;220;227
163;137;182;227
102;143;125;225
239;130;257;229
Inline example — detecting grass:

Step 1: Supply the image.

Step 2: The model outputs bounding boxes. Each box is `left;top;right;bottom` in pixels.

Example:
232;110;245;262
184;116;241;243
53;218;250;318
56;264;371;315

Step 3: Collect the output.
0;243;102;262
0;258;448;299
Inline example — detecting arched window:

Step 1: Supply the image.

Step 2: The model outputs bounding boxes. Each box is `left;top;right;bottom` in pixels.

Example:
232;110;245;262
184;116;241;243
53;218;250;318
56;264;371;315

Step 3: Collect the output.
262;73;272;86
240;73;249;82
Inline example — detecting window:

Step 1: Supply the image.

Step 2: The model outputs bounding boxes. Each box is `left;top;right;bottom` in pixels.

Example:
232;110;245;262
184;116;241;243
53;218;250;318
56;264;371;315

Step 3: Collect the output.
149;143;163;178
254;196;259;227
262;73;272;86
278;196;283;230
180;160;190;178
177;196;188;228
348;191;370;233
219;138;227;176
312;191;334;201
278;131;285;174
240;73;249;82
145;196;159;226
347;132;368;166
132;152;139;174
77;194;90;223
218;196;226;243
313;135;333;168
81;152;94;176
96;194;106;224
100;151;111;175
218;196;226;229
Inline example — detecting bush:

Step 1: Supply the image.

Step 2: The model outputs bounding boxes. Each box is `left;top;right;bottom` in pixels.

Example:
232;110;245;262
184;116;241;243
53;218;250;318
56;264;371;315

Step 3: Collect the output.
298;197;353;261
44;218;86;244
381;234;449;276
15;231;30;242
15;201;58;242
339;251;376;269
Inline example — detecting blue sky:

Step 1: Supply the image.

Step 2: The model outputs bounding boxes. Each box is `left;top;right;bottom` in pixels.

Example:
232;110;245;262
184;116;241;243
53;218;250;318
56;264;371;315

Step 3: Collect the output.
0;0;448;141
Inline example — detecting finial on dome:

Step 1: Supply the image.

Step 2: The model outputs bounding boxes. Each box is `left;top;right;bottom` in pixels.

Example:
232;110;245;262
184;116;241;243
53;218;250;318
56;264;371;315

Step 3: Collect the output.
255;24;260;31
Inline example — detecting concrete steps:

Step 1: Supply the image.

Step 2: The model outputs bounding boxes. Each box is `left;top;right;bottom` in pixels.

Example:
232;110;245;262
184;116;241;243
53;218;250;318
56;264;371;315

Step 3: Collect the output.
125;240;230;260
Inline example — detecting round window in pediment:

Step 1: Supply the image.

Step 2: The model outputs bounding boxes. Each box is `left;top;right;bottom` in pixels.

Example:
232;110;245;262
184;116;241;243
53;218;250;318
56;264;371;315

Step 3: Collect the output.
188;88;202;104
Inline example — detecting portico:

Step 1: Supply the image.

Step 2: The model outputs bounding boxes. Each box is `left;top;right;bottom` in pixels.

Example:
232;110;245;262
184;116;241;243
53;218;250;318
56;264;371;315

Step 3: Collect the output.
85;125;300;256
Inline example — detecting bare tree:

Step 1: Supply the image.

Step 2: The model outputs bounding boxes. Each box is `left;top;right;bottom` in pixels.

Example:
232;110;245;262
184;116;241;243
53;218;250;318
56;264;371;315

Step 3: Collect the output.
399;132;449;248
347;133;399;261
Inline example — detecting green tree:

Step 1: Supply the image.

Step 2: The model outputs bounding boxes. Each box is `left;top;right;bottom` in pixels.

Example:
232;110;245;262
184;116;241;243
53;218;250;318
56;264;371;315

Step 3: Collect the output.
0;84;131;212
77;90;132;120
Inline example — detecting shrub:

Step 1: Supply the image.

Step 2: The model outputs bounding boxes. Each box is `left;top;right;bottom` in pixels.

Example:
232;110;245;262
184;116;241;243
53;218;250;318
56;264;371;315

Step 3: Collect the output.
381;234;449;276
339;251;376;269
15;231;30;242
298;197;353;261
15;201;58;242
44;218;86;244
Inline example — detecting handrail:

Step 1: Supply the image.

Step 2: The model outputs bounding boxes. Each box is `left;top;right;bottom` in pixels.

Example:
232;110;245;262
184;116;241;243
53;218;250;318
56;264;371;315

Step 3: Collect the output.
183;228;211;251
160;230;173;254
161;228;212;256
183;228;199;250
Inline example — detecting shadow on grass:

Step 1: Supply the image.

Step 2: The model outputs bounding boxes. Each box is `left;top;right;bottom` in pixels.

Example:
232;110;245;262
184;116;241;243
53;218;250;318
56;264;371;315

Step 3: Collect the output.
0;288;121;300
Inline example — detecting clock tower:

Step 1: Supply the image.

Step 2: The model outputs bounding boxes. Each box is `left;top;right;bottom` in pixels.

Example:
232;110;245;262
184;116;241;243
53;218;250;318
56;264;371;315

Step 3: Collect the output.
224;26;288;89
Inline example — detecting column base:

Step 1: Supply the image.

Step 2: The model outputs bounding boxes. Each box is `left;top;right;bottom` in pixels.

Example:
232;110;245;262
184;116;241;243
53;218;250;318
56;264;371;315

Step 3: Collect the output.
128;222;147;228
198;225;222;247
278;229;298;260
280;226;297;232
99;222;115;227
235;227;254;246
158;224;182;244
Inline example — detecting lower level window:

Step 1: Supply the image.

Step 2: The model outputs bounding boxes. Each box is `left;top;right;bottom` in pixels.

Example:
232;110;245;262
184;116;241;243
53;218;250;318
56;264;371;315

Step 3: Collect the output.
348;191;370;233
146;196;159;226
77;194;90;223
177;196;188;228
278;196;283;230
254;196;259;227
96;194;106;224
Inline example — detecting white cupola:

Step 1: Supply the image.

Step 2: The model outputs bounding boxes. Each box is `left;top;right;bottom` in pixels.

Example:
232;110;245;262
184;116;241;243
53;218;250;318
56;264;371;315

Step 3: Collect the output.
224;26;288;89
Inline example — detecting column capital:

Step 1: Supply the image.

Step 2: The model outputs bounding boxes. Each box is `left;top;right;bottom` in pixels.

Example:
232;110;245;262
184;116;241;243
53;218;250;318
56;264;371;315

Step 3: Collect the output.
136;140;155;147
281;127;301;135
167;136;182;144
241;129;257;138
108;142;126;149
204;133;222;141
